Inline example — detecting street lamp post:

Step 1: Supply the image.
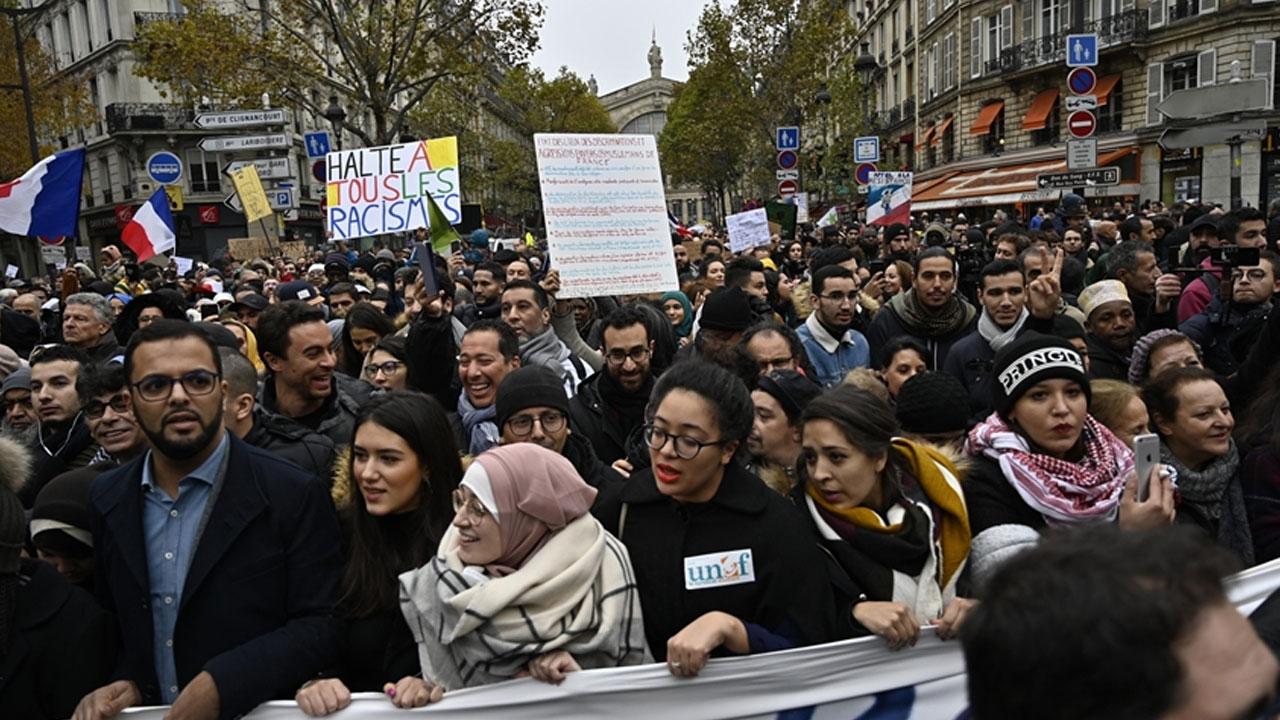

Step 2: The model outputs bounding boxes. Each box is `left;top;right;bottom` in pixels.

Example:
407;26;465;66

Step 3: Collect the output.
814;83;831;203
323;95;346;151
853;42;879;134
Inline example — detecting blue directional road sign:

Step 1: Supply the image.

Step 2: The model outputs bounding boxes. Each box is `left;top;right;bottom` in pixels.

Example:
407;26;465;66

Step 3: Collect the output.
854;136;881;163
776;126;800;151
304;131;331;158
1066;34;1098;68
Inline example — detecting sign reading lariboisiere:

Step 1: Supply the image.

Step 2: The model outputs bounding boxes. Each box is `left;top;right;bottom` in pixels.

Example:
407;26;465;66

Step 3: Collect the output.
324;137;461;240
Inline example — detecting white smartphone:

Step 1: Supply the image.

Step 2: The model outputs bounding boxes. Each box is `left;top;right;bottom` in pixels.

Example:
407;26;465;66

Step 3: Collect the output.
1134;433;1160;502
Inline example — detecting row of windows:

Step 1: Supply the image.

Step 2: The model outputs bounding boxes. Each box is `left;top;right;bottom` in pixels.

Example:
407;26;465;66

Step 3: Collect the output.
38;0;116;70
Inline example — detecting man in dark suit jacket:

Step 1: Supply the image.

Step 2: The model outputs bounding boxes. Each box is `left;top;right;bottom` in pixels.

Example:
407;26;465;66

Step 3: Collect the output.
74;320;342;720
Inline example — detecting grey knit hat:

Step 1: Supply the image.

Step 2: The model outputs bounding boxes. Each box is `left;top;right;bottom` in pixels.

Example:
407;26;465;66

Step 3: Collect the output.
1128;329;1201;385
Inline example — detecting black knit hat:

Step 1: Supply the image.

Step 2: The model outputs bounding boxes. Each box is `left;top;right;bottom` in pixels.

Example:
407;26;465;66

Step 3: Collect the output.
757;370;822;424
991;332;1090;419
896;371;970;435
31;464;105;558
495;366;571;429
699;287;753;333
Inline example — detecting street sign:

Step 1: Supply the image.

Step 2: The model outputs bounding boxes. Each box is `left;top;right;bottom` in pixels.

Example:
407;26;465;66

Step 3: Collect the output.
1065;34;1098;67
1065;94;1098;112
283;208;300;222
38;235;64;246
224;193;243;214
777;169;799;181
304;132;331;158
1067;138;1098;170
1158;120;1269;151
193;109;289;130
146;151;183;185
41;244;65;265
267;187;296;210
776;126;800;151
778;179;799;196
165;185;183;212
1156;78;1271;120
312;160;326;182
1037;167;1120;189
854;136;881;163
777;150;798;170
224;157;294;180
198;133;290;152
854;162;877;185
1067;110;1096;139
1067;67;1097;95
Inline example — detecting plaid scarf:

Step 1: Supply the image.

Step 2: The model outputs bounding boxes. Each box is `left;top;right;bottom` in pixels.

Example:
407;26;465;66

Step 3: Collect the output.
966;413;1133;524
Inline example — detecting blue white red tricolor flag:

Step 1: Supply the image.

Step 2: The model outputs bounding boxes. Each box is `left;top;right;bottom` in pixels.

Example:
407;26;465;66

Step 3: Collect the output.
122;188;176;262
668;211;693;238
0;148;85;238
866;171;913;227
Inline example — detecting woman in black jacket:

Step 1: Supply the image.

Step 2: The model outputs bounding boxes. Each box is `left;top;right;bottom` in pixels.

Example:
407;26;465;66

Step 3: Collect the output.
594;360;838;677
295;391;463;715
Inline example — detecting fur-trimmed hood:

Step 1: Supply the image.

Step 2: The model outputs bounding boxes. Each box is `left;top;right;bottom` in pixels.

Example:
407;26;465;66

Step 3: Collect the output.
0;434;33;495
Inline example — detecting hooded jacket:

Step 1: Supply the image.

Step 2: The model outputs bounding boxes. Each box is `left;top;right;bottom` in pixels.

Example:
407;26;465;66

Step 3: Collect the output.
258;372;372;449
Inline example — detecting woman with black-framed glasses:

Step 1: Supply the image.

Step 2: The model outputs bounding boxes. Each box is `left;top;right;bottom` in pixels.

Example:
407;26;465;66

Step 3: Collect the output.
362;335;409;392
594;360;838;678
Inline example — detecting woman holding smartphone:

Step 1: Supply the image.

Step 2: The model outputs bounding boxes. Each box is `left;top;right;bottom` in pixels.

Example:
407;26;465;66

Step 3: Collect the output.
963;334;1176;588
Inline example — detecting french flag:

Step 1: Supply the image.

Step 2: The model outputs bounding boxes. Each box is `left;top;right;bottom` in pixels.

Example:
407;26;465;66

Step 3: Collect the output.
0;148;85;238
122;188;176;262
668;211;693;238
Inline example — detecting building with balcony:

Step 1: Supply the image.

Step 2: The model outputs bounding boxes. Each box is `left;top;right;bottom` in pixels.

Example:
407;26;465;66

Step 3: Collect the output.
595;37;715;227
847;0;1280;219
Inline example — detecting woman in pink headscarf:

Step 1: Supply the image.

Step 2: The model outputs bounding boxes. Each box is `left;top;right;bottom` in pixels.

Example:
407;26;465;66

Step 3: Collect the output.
397;444;649;704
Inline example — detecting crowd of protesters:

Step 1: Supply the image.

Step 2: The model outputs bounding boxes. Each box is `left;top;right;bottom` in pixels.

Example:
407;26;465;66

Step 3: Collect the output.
1;194;1280;719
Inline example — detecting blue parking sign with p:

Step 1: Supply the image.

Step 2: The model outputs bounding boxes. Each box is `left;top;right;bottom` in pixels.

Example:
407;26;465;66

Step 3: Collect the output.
776;126;800;151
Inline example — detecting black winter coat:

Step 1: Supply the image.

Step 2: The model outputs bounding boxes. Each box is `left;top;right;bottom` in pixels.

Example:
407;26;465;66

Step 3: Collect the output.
593;462;839;660
244;407;337;480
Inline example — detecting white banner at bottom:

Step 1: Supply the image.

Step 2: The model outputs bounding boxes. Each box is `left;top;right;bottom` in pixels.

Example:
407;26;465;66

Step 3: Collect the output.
120;558;1280;720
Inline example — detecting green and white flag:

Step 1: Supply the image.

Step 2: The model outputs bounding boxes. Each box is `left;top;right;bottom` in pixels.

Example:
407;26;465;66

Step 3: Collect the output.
816;206;839;228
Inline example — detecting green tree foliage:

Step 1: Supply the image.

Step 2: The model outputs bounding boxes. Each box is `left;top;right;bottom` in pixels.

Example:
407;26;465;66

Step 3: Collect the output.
664;0;865;205
132;0;543;147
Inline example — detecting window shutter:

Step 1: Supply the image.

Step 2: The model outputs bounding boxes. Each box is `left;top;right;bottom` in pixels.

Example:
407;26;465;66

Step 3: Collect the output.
1200;0;1217;13
1021;0;1034;41
1253;40;1275;109
1121;0;1136;11
1001;5;1014;49
1147;63;1164;125
1198;49;1217;87
1149;0;1165;27
971;17;983;77
933;42;941;97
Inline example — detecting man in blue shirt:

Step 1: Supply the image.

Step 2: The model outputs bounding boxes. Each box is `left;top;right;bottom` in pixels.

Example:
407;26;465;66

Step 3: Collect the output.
77;320;341;720
796;265;871;387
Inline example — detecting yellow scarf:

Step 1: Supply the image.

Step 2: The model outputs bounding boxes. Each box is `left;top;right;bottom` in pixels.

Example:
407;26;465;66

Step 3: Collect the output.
806;438;970;588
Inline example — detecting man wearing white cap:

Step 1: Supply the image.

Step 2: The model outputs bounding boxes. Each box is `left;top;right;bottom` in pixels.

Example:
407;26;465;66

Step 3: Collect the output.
1079;279;1136;381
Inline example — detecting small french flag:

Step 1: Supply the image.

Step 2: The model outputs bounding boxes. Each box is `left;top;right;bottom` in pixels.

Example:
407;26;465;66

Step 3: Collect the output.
0;148;85;238
668;211;693;238
122;188;176;262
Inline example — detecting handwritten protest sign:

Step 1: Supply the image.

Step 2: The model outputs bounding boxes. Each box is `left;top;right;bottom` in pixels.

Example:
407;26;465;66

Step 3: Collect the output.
326;136;460;240
228;165;273;223
534;133;679;298
173;256;194;275
4;265;17;278
726;208;770;253
227;237;270;260
278;241;307;260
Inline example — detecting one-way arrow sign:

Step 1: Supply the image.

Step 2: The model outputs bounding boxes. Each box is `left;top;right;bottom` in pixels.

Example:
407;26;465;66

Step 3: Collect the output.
198;133;290;152
1159;121;1268;151
1037;167;1120;190
1157;78;1270;120
194;109;289;129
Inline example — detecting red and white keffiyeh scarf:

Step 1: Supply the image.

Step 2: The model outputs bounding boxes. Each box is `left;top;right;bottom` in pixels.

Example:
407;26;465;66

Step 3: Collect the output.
966;413;1135;524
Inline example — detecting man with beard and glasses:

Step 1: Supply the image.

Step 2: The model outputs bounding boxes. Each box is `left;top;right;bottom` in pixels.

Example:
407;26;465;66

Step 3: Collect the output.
77;320;341;720
570;307;656;465
1;367;36;446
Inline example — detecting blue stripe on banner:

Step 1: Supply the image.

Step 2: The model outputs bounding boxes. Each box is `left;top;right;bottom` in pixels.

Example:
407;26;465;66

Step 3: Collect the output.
854;687;916;720
28;148;85;239
775;707;814;720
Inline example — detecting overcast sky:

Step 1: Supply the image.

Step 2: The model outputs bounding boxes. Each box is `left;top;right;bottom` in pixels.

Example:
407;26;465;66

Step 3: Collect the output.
531;0;710;94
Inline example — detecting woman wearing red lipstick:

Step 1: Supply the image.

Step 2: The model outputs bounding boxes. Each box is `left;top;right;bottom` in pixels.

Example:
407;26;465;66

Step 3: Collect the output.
595;361;838;677
795;386;974;650
296;391;463;716
964;333;1175;589
1143;367;1253;565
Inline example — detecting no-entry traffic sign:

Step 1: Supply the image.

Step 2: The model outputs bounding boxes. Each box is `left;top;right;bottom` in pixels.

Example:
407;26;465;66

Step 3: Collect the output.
1068;67;1097;96
778;179;799;196
1068;110;1096;139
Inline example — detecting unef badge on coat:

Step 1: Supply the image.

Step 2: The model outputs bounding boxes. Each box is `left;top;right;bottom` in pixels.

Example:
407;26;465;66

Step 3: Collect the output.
684;549;756;590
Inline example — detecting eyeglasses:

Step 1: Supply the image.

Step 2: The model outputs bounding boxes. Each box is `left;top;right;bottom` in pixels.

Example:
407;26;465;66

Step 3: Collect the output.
451;489;490;524
84;393;129;420
506;411;566;436
363;360;404;379
605;347;650;366
1232;269;1269;282
643;423;729;460
818;291;859;305
132;370;221;402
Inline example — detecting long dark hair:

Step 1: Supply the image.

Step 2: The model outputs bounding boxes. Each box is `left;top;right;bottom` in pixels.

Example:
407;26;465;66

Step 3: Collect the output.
339;302;396;376
798;385;903;497
340;390;462;617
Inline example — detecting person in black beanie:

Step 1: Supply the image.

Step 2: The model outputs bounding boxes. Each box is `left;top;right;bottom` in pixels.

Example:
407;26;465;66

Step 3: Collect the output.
496;366;623;495
747;369;822;494
30;464;108;590
895;371;970;448
679;286;753;364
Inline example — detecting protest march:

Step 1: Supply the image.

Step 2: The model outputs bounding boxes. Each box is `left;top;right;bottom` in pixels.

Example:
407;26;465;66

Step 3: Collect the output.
3;1;1280;718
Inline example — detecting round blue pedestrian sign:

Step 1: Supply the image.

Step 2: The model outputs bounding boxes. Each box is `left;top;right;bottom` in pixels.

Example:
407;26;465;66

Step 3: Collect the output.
146;151;183;185
855;162;877;186
1068;67;1097;96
